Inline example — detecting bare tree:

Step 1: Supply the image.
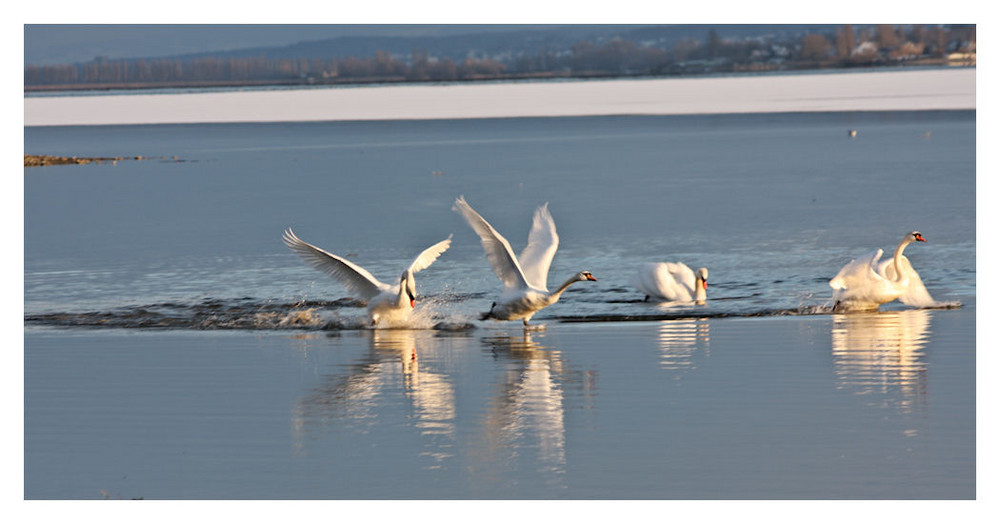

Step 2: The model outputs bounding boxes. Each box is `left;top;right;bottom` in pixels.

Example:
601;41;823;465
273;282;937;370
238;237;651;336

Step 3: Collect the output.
800;34;832;62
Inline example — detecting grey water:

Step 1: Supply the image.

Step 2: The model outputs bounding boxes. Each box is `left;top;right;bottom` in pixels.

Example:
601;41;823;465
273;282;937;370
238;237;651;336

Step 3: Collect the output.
24;110;975;499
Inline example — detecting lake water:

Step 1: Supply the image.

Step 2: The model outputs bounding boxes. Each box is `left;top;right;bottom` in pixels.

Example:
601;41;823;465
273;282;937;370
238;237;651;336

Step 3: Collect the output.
24;108;975;499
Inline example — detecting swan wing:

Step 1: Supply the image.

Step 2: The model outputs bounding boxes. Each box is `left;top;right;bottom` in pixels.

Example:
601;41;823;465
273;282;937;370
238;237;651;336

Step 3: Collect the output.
632;262;686;301
662;262;697;294
282;228;387;299
830;249;884;291
408;235;453;273
453;196;530;290
880;255;937;307
517;202;559;290
830;249;907;306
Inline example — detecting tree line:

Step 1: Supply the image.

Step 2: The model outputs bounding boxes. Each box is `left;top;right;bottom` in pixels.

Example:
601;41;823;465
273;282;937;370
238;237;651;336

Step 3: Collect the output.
24;25;976;90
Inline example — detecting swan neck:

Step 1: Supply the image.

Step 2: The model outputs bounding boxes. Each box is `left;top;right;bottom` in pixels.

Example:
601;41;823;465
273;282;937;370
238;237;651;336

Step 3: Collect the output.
549;275;582;299
397;272;414;304
892;240;910;281
695;278;707;302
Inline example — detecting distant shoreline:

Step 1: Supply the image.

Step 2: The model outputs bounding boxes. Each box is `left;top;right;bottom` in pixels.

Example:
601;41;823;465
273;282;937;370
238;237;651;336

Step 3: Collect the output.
24;68;975;127
21;61;959;94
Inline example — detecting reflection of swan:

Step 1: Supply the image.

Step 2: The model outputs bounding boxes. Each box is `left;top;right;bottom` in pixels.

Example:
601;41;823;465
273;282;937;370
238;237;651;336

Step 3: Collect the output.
282;228;451;326
831;309;931;412
476;332;575;483
453;196;597;327
291;330;456;457
656;318;710;372
829;231;935;312
632;263;708;303
371;330;456;437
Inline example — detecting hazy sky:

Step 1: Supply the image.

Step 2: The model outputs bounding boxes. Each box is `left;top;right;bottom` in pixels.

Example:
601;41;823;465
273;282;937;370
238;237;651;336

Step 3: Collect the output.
20;3;956;65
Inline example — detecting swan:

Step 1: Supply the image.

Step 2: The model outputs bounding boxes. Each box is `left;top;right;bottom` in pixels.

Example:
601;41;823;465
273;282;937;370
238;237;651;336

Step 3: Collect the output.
452;196;597;326
282;228;451;326
829;231;936;312
632;263;708;303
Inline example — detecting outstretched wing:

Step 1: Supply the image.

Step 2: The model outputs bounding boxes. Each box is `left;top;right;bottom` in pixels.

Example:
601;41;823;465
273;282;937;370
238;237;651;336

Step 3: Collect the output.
408;235;453;273
830;249;884;292
517;202;559;291
282;228;387;299
879;255;937;307
452;196;530;290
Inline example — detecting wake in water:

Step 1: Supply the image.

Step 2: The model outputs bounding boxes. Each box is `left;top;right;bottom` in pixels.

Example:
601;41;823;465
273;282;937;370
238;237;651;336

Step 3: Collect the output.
23;292;961;331
24;297;475;331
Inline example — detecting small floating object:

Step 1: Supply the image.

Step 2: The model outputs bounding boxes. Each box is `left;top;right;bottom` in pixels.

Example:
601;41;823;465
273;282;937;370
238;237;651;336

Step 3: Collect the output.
922;131;932;139
847;129;858;138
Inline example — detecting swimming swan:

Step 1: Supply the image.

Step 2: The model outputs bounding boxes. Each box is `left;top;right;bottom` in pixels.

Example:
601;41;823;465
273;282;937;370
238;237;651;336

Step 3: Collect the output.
632;263;708;303
829;231;935;312
452;196;597;326
282;228;451;326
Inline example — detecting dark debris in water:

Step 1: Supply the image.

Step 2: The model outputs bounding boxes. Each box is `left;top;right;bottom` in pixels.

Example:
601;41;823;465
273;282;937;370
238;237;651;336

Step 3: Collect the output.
558;304;843;323
24;297;368;331
24;297;961;331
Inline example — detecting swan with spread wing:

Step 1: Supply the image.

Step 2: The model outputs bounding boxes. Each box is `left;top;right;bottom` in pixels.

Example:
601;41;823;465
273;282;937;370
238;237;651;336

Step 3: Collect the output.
829;231;936;312
282;228;451;326
453;196;596;327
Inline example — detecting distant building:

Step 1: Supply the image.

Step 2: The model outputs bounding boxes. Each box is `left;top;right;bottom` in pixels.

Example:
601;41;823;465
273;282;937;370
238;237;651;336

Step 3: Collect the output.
851;41;878;57
947;52;976;66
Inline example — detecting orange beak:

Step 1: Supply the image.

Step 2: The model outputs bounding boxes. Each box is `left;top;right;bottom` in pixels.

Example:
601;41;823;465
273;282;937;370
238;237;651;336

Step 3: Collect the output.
915;234;927;242
410;299;416;308
702;281;708;290
586;274;598;281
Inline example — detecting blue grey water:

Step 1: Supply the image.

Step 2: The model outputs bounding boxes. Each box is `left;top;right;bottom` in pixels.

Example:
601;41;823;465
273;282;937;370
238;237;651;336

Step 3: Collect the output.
24;110;975;499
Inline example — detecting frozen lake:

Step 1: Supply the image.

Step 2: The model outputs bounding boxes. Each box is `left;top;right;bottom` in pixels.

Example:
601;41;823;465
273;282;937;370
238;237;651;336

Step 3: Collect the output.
24;68;975;126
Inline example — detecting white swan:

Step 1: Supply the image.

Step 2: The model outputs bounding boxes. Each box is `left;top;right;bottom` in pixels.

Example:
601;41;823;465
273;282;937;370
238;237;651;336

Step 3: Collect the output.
829;231;935;312
452;196;597;326
632;263;708;303
282;228;451;326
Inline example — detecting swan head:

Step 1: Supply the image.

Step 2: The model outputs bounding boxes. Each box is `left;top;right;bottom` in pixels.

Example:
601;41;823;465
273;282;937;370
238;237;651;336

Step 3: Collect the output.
578;271;598;282
908;231;927;243
696;267;709;290
400;270;416;307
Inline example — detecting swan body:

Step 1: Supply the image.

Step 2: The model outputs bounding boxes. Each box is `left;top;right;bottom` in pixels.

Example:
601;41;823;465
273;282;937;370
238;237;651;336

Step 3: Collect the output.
632;263;708;303
829;231;934;312
282;228;451;326
453;196;597;326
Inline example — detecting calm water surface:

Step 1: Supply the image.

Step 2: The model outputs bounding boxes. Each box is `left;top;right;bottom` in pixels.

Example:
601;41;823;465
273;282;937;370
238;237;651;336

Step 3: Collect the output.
24;110;975;499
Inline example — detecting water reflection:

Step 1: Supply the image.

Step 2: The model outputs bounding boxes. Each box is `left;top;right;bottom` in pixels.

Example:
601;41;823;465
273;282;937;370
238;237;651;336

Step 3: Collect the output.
475;332;587;489
831;309;931;413
292;330;456;461
656;318;711;374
